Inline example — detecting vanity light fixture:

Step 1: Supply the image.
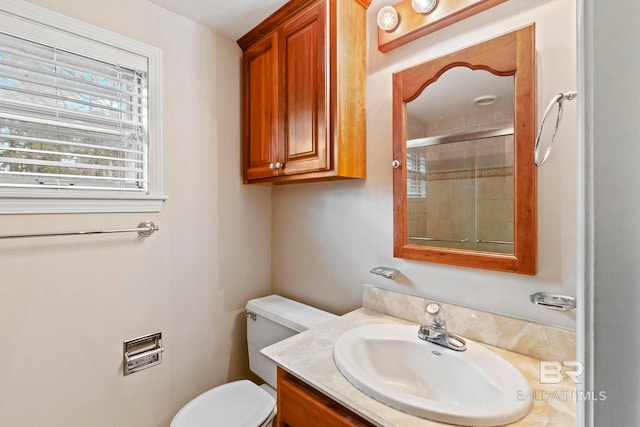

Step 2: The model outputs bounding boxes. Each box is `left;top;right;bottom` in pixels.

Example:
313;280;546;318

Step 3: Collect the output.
411;0;438;14
377;6;399;31
378;0;509;53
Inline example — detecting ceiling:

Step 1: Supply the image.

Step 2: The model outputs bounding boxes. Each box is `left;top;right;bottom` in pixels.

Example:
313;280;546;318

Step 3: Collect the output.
147;0;289;40
149;0;513;130
407;67;514;129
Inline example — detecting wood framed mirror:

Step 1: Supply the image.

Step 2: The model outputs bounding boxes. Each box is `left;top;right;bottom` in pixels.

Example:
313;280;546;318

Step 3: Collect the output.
392;25;536;274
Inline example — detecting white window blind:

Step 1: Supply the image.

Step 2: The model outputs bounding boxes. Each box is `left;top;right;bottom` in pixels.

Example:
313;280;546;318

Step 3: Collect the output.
0;31;148;193
406;151;426;198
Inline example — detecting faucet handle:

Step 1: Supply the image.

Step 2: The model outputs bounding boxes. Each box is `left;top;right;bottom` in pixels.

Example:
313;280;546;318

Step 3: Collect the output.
425;303;445;327
426;303;441;315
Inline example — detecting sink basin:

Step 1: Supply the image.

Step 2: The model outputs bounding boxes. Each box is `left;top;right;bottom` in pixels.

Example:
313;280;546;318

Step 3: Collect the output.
333;324;532;426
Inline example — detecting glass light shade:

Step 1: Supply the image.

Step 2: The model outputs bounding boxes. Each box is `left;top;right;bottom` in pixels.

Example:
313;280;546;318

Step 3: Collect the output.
411;0;438;14
377;6;399;31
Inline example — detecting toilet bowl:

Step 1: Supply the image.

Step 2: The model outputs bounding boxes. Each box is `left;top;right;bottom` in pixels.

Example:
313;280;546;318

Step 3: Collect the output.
170;295;337;427
170;380;276;427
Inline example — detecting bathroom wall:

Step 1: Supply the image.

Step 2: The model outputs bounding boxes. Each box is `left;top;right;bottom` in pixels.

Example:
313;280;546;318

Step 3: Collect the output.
272;0;578;329
0;1;272;426
587;0;640;423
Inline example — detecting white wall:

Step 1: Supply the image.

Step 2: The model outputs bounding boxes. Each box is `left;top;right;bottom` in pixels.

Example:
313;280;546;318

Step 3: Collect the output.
586;0;640;423
273;0;578;329
0;1;272;426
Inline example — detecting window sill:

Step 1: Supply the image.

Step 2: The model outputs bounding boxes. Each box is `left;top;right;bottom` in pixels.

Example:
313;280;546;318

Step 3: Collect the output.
0;194;168;214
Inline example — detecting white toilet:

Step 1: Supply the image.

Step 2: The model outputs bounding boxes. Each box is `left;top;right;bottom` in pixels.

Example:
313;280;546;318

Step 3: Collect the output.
170;295;337;427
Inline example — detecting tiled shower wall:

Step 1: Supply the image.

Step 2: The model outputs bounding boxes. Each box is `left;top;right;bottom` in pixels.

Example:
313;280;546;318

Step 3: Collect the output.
406;96;514;253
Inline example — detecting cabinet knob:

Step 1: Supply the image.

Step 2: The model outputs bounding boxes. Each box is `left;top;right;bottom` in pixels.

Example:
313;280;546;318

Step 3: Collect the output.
275;162;283;169
269;162;283;170
392;160;401;169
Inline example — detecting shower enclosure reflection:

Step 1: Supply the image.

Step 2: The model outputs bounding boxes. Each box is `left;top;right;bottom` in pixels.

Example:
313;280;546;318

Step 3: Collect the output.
406;128;515;254
405;67;515;254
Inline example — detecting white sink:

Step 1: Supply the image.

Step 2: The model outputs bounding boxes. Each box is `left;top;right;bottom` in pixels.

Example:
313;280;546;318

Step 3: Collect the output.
333;324;532;426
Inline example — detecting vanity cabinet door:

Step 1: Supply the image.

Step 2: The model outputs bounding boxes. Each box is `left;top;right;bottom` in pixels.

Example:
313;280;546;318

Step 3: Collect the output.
276;367;375;427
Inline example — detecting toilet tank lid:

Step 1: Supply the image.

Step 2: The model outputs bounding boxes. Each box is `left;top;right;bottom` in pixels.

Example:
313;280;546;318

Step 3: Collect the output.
246;295;338;332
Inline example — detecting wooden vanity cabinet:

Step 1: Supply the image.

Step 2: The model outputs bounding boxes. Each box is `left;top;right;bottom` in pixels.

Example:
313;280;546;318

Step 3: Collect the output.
276;367;376;427
238;0;369;184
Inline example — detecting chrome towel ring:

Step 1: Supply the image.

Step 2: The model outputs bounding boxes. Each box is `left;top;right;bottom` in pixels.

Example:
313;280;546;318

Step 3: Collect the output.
534;91;578;166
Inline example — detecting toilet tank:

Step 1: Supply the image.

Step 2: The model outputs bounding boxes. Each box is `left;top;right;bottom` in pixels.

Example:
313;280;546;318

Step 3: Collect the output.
245;295;337;389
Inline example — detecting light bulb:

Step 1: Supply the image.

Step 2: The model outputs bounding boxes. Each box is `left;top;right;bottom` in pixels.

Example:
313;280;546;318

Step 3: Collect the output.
377;6;399;32
411;0;438;14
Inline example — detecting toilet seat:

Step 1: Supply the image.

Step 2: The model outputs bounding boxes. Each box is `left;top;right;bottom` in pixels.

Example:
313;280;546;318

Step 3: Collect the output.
170;380;276;427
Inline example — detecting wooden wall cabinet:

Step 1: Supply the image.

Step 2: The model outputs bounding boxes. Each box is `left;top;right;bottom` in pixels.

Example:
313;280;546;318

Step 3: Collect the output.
275;367;375;427
238;0;370;184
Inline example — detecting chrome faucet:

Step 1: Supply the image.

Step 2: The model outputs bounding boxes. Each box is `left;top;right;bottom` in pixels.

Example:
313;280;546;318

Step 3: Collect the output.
417;303;467;351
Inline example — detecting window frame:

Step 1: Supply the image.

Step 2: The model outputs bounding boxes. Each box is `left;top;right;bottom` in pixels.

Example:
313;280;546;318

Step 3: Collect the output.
0;0;164;214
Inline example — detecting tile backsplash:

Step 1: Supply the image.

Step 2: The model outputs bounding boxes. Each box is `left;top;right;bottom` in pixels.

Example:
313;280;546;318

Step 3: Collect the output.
362;284;575;361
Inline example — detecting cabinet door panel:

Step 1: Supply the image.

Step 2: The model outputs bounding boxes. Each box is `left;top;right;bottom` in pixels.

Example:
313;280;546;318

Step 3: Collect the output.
243;33;279;181
277;368;375;427
281;1;329;175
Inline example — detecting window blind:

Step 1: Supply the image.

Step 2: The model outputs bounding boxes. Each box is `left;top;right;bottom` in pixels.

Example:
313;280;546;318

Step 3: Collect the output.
406;151;426;198
0;31;148;192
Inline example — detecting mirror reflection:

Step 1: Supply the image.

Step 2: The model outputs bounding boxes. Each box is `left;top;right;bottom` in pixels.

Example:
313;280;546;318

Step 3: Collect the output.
393;25;536;274
405;67;515;254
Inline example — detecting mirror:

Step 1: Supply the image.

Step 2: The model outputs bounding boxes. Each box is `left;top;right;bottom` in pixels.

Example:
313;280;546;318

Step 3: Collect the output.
392;25;536;274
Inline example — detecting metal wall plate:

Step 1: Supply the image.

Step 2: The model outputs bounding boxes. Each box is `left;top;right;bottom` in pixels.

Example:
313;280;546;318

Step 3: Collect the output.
530;293;577;311
123;332;164;376
370;266;400;280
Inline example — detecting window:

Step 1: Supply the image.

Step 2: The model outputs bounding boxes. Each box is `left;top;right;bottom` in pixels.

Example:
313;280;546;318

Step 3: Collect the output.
0;33;147;192
406;151;426;198
0;0;163;214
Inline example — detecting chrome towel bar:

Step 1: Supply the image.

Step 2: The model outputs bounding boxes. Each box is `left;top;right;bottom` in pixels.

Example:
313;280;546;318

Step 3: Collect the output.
0;220;158;240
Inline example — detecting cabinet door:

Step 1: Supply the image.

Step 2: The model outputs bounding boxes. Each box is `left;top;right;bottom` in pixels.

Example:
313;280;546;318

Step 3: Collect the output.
243;32;280;181
277;368;375;427
280;0;329;175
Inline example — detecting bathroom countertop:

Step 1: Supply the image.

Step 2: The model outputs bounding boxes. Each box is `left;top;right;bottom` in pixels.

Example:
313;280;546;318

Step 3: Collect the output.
261;308;576;427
